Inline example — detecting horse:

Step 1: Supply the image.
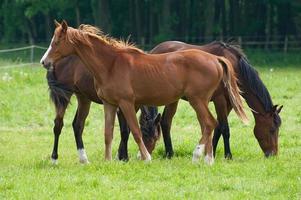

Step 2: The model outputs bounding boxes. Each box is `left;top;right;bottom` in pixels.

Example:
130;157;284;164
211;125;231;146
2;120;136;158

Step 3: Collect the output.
45;55;161;164
141;41;282;158
40;20;247;165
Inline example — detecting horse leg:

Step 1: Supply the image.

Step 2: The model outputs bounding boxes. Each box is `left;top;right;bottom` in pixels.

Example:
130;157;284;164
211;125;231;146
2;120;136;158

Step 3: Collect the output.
189;98;217;165
117;110;130;161
51;105;68;164
160;101;179;158
212;95;232;159
221;99;233;159
103;101;117;161
221;122;231;159
73;95;91;163
119;101;151;161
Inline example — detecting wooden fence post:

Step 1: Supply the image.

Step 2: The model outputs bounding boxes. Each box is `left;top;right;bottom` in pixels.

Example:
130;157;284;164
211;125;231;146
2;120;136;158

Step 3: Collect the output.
284;35;288;53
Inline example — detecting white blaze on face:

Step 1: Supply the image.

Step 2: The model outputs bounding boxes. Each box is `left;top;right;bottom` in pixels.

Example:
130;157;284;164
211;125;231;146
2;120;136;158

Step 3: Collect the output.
40;36;54;64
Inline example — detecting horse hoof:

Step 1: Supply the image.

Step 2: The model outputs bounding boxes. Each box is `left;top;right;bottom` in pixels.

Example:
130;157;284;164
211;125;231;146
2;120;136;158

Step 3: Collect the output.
115;152;129;161
78;149;89;164
79;158;89;164
204;154;214;166
51;158;58;165
164;151;174;159
225;153;232;160
192;144;204;163
144;153;152;163
138;151;152;162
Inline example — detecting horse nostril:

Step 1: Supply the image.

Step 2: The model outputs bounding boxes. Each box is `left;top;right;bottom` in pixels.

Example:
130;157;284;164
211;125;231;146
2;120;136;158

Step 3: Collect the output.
41;61;51;69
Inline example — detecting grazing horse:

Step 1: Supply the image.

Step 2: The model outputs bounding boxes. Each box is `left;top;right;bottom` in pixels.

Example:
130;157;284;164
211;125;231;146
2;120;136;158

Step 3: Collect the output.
45;55;161;163
40;20;247;165
144;41;282;158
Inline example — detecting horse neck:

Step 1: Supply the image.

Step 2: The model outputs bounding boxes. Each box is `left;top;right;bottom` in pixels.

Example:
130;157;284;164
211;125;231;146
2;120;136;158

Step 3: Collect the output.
240;85;269;120
199;43;270;119
54;56;76;82
73;36;118;84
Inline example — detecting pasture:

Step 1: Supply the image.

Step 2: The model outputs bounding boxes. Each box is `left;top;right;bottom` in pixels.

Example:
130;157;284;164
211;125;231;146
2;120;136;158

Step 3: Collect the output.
0;51;300;199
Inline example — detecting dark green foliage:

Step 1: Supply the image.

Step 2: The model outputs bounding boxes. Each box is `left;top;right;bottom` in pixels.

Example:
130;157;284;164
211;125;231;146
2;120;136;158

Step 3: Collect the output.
0;0;300;47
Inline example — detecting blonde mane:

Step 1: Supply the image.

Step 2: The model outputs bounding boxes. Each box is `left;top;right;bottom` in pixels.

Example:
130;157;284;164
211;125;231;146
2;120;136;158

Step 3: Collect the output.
75;24;143;53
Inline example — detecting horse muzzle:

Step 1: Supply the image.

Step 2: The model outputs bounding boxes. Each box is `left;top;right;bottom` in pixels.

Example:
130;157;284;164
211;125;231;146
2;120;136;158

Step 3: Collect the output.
264;151;276;158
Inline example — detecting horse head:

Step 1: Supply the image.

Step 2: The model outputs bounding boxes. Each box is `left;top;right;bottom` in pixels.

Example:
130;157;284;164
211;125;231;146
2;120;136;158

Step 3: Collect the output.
254;105;283;157
40;20;76;68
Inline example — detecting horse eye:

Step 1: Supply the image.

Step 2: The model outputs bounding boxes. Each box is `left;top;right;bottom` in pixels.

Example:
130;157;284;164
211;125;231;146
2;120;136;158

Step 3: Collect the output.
270;127;277;134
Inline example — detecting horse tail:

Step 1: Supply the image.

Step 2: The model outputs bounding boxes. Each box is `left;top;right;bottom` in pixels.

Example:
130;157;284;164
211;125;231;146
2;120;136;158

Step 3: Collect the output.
47;70;73;110
218;57;249;124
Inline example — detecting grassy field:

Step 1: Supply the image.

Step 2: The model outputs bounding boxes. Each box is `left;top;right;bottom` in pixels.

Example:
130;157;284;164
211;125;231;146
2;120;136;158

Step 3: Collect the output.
0;51;301;199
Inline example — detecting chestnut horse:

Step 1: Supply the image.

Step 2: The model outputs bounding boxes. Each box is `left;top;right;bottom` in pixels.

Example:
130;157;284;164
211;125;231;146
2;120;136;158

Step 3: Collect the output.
41;20;247;165
147;41;282;158
45;55;161;164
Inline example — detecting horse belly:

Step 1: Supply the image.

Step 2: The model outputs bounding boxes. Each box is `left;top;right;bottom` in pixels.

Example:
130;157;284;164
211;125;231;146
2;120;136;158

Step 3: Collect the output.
134;83;183;106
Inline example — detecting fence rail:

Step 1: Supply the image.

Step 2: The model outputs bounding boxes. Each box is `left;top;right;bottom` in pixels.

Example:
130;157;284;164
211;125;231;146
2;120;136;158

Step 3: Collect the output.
139;35;301;52
0;35;300;69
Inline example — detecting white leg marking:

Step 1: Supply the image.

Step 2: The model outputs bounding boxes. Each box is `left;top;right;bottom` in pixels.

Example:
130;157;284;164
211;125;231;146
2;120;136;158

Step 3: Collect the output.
144;151;152;163
51;158;58;165
192;144;205;163
204;153;214;166
115;152;120;160
78;149;89;164
137;151;152;162
40;37;54;64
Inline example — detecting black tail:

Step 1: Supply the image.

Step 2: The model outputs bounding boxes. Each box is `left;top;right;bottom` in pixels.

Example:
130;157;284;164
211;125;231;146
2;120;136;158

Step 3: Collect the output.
47;70;73;109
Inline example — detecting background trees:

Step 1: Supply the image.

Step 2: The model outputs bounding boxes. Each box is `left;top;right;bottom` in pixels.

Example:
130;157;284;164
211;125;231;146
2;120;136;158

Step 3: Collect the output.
0;0;300;49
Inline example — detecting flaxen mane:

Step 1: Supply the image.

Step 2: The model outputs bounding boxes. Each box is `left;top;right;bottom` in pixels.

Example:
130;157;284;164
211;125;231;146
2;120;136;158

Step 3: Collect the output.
74;24;143;53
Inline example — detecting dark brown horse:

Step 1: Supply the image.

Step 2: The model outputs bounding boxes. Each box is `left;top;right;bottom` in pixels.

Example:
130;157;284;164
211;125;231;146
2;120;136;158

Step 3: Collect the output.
45;55;161;164
145;41;282;158
40;21;247;165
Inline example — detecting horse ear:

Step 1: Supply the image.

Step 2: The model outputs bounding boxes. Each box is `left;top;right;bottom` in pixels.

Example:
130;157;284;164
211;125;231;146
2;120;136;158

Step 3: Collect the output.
61;20;68;33
154;113;161;125
272;105;278;112
277;105;283;114
54;19;60;27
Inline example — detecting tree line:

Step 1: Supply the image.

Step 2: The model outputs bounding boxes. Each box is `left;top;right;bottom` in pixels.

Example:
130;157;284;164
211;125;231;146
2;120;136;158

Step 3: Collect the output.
0;0;300;48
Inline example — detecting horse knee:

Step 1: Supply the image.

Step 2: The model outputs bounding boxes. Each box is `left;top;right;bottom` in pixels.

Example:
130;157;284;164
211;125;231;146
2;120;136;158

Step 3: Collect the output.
206;120;217;134
211;118;218;129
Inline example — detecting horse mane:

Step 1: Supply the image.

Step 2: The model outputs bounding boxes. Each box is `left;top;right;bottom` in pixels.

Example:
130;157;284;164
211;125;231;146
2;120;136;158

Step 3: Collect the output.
70;24;143;53
139;106;158;138
238;57;273;112
205;41;247;59
207;41;274;112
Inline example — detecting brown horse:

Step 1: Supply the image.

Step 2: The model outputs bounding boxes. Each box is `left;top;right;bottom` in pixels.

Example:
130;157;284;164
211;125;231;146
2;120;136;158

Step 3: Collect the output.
45;55;161;164
40;20;247;165
147;41;283;158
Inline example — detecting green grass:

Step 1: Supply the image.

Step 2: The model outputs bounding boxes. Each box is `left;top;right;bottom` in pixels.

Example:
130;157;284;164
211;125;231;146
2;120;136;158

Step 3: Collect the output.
0;52;301;199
